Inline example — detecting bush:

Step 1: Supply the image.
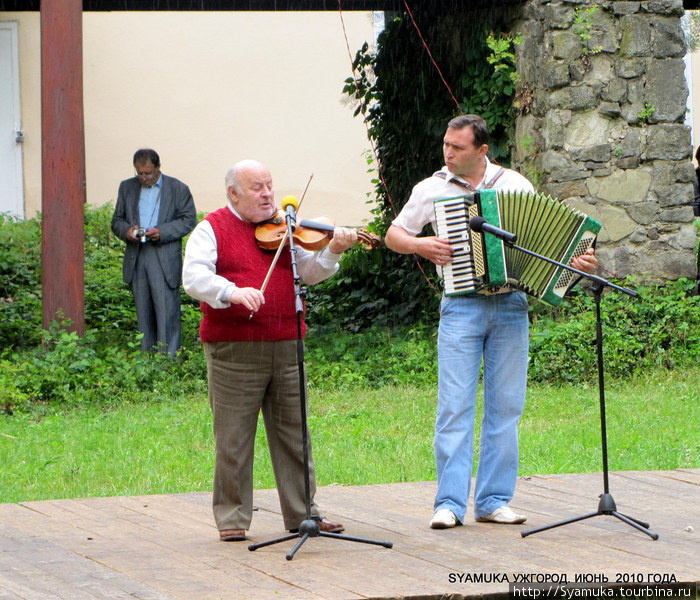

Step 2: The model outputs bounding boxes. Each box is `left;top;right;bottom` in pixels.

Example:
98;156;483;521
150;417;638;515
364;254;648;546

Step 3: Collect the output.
305;322;438;390
0;214;42;350
528;278;700;382
0;207;209;414
305;245;440;333
306;277;700;390
1;321;208;414
2;208;700;413
83;204;138;345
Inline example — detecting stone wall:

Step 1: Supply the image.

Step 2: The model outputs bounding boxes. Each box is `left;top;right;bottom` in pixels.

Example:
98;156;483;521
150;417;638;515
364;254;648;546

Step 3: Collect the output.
512;0;697;281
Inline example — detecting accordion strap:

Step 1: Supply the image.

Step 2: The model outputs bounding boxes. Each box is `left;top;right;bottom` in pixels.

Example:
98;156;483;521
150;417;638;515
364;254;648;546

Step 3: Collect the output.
434;167;506;191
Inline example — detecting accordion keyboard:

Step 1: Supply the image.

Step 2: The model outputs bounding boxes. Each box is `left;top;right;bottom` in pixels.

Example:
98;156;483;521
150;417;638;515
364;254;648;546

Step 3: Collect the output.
433;196;485;295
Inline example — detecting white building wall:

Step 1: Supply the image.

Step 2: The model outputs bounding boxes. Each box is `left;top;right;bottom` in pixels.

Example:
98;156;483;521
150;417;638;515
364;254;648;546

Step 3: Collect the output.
1;10;378;226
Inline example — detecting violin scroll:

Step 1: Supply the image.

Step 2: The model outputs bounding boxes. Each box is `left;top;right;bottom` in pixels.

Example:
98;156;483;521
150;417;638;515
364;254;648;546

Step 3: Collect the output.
354;228;382;250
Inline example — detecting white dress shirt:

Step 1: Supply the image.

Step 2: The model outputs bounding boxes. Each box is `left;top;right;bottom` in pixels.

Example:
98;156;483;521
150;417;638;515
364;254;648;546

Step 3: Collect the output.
392;158;534;236
183;204;342;309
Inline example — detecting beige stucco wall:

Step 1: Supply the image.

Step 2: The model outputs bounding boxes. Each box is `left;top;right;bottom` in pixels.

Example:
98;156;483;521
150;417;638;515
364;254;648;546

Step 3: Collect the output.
690;50;700;160
1;10;377;226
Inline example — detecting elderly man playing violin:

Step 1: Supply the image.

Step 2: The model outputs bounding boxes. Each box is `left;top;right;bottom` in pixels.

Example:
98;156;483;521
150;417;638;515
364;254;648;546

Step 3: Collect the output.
182;159;357;542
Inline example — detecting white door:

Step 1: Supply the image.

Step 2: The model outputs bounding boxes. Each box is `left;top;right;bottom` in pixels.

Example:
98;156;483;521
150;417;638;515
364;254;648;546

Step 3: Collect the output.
0;22;24;219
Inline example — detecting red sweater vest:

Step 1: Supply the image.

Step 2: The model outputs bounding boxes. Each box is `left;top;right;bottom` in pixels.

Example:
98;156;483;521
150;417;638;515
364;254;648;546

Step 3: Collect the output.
199;208;305;342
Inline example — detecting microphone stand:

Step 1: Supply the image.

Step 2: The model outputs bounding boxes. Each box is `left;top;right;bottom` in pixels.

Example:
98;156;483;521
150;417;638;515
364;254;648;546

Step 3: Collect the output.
248;208;394;560
485;234;658;540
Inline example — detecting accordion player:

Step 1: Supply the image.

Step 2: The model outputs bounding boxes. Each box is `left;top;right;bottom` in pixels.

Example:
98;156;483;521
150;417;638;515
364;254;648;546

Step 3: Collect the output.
433;188;602;306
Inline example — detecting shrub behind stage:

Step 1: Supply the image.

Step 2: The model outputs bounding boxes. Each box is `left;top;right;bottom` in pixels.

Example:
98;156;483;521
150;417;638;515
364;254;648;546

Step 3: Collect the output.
1;206;700;412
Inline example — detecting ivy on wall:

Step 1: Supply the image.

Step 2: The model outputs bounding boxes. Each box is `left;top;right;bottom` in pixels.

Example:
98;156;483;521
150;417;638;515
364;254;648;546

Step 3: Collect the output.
307;7;524;331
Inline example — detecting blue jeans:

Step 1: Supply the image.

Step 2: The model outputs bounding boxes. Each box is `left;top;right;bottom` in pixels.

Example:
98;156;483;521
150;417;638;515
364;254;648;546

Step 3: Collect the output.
434;291;529;521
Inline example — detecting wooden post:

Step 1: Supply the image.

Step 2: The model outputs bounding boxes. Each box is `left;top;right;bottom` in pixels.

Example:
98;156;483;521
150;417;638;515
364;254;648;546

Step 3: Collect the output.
41;0;85;335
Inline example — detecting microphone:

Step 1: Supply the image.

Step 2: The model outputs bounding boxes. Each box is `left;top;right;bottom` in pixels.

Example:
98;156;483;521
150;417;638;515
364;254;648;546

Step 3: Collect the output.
281;195;298;226
469;216;517;244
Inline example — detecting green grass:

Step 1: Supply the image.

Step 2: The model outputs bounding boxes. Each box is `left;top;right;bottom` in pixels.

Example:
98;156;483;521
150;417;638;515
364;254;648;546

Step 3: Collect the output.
1;368;697;504
519;373;698;474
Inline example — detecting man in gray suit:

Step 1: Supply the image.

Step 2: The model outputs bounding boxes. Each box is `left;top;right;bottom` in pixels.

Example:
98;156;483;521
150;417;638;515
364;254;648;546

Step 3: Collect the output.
111;148;197;356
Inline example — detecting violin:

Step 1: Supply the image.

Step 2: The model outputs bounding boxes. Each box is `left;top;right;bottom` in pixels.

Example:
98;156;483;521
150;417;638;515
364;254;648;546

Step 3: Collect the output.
255;209;382;251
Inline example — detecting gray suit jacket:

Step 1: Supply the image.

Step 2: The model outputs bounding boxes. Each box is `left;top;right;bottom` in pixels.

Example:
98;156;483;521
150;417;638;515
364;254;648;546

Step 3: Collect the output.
111;174;197;288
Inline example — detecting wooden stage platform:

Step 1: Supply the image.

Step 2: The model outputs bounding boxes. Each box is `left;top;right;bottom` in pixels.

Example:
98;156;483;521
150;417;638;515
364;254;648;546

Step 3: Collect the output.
0;470;697;600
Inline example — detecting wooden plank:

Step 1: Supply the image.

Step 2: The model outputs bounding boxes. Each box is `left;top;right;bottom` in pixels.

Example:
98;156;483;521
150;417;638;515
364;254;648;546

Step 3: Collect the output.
514;471;698;583
0;471;697;600
0;521;175;600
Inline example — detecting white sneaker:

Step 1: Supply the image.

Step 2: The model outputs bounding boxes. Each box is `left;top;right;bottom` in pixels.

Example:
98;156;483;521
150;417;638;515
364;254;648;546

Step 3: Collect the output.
429;508;459;529
476;506;527;524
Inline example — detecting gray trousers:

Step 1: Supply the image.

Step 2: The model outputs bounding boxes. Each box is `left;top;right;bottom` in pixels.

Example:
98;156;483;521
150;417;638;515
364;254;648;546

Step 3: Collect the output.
131;244;181;356
204;340;322;531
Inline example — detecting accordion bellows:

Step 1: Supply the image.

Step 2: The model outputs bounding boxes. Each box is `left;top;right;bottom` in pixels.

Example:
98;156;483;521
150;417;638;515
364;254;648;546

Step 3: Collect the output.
433;189;602;306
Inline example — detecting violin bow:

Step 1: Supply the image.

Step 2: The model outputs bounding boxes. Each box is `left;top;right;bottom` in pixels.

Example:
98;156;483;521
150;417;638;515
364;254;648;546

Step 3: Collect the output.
249;173;314;319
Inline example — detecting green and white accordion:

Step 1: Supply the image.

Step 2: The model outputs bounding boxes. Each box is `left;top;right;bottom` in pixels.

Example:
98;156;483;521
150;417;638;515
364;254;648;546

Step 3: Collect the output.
433;188;602;306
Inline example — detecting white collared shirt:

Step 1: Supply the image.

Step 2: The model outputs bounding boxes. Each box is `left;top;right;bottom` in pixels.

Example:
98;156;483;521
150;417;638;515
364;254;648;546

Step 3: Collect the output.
182;204;342;309
392;158;534;236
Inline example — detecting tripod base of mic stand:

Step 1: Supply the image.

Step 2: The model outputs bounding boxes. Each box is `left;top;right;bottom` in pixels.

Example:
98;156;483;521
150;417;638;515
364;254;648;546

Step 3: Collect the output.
521;493;658;540
248;518;394;561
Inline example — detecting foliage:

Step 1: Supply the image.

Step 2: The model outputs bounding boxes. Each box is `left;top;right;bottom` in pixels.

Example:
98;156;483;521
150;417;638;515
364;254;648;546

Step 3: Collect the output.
83;204;139;345
573;5;603;56
310;279;700;389
2;208;700;414
528;278;700;383
305;245;440;333
315;7;523;330
305;322;438;389
637;102;656;126
309;277;700;389
1;321;206;415
0;204;203;352
0;206;207;414
460;31;522;160
0;214;42;349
